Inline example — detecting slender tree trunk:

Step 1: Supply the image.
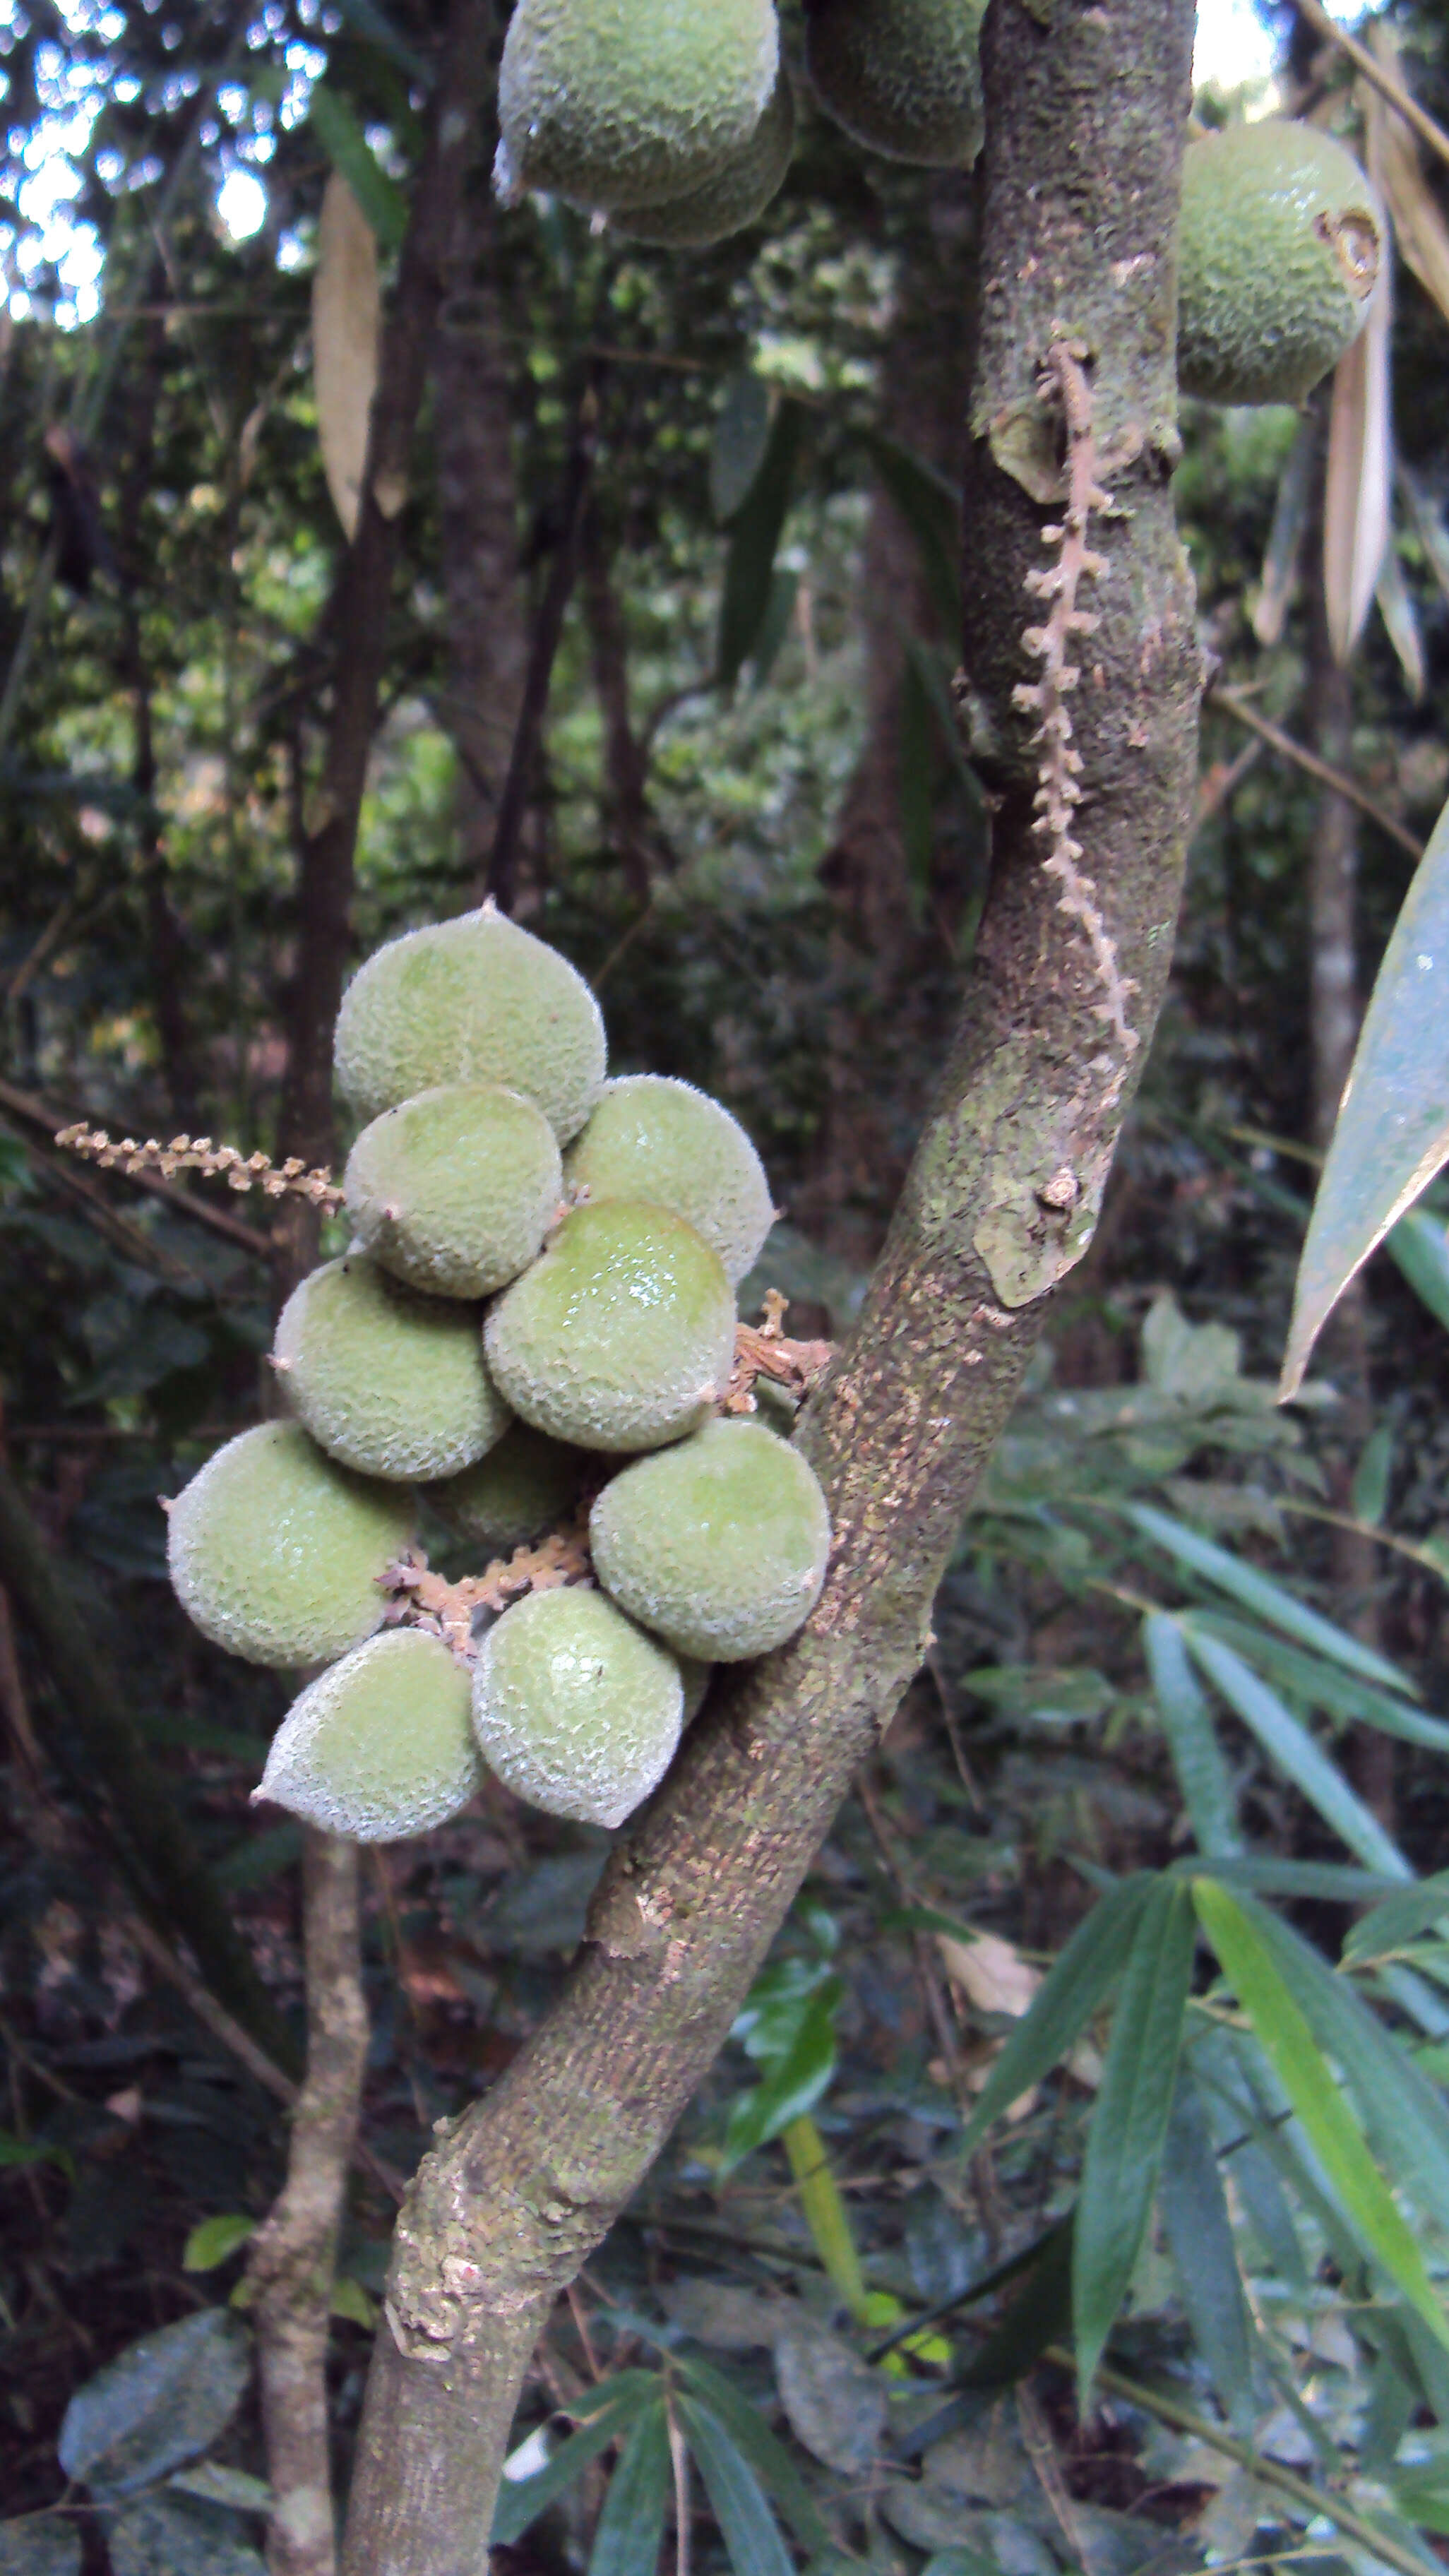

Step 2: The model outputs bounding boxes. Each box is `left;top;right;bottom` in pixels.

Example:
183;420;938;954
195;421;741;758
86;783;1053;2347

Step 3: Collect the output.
341;8;1200;2568
580;499;653;906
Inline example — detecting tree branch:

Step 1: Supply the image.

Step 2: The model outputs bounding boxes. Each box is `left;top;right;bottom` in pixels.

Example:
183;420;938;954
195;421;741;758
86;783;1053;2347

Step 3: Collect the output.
342;6;1202;2566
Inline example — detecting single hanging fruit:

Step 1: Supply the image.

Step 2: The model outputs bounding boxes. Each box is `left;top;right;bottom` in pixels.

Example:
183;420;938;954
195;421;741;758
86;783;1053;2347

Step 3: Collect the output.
471;1585;683;1827
564;1074;774;1287
496;0;780;215
484;1199;737;1455
274;1253;510;1482
805;0;985;167
344;1082;563;1300
167;1421;413;1669
1176;120;1383;407
612;68;795;249
334;902;606;1143
590;1416;830;1659
426;1421;590;1556
258;1628;481;1842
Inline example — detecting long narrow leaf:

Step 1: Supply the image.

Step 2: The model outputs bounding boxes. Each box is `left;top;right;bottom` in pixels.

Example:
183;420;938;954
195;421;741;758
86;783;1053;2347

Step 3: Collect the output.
1159;2067;1257;2428
1346;1876;1449;1964
1184;1628;1411;1879
1126;1503;1412;1691
717;402;804;688
588;2399;671;2576
491;2378;657;2545
674;2396;795;2576
669;2353;828;2552
958;1876;1154;2156
864;429;961;632
1194;1880;1449;2351
1322;231;1390;664
1188;1612;1449;1753
1388;1205;1449;1338
1144;1611;1241;1856
1073;1880;1195;2395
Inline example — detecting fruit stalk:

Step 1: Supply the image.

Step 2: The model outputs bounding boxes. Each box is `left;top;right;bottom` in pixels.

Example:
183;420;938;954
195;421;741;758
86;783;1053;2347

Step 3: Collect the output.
341;6;1203;2567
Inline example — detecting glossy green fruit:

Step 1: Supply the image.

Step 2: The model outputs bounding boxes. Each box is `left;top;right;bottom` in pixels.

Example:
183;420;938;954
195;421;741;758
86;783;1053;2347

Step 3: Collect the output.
496;0;779;213
612;68;794;248
426;1421;590;1556
590;1417;830;1659
1177;120;1383;405
334;903;606;1143
472;1585;683;1827
167;1421;413;1670
564;1075;773;1287
258;1628;481;1842
275;1253;510;1482
344;1082;563;1300
484;1200;737;1455
806;0;985;166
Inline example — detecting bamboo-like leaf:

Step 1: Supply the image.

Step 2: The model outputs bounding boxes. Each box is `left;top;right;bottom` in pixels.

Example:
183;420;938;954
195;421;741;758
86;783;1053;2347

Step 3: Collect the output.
309;83;407;249
1378;535;1427;700
1282;787;1449;1397
670;2351;828;2551
1323;232;1391;664
490;2376;658;2545
1253;412;1316;647
1388;1203;1449;1337
1400;463;1449;607
1373;23;1449;330
1188;1612;1449;1753
674;2396;795;2576
311;172;379;542
1344;1873;1449;1964
716;401;803;687
1073;1879;1195;2397
1195;1880;1449;2350
1143;1611;1241;1858
1159;2065;1256;2428
710;371;772;525
1125;1501;1412;1691
1352;1421;1395;1527
588;2399;671;2576
1183;1627;1412;1879
958;1876;1154;2156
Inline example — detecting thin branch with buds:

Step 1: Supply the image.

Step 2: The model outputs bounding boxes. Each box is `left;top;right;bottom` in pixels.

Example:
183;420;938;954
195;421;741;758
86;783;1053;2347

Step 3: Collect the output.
56;1124;345;1210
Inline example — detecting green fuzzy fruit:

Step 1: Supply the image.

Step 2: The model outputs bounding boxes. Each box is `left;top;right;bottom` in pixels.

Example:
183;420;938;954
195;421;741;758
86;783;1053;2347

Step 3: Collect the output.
472;1585;683;1827
167;1421;413;1669
612;68;794;248
806;0;985;167
1177;120;1383;406
334;902;606;1144
426;1422;590;1555
590;1417;830;1659
258;1628;481;1842
344;1083;563;1300
275;1254;510;1482
496;0;778;214
564;1075;773;1287
484;1200;737;1455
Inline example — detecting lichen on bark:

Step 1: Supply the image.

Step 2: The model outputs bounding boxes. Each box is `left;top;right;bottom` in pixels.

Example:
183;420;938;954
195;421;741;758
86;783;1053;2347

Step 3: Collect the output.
340;7;1202;2568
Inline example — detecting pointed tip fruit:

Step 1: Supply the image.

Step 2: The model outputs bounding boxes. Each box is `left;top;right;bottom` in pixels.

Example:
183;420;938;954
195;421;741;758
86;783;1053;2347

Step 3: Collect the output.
259;1628;480;1842
564;1074;773;1286
484;1199;737;1455
333;909;606;1143
472;1585;684;1828
1177;119;1384;408
805;0;986;167
275;1253;511;1482
590;1417;830;1659
345;1082;563;1299
497;0;780;214
167;1421;414;1669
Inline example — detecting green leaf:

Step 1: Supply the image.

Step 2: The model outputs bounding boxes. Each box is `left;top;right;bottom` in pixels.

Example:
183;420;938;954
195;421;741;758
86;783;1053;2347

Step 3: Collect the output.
669;2352;828;2551
1126;1501;1413;1693
1282;785;1449;1397
309;84;407;249
1193;1880;1449;2350
710;371;773;525
0;2129;73;2179
721;1982;838;2172
864;430;962;633
0;2518;83;2575
673;2396;794;2576
1158;2067;1256;2428
1143;1612;1241;1857
749;568;799;688
329;2277;376;2327
490;2376;659;2545
1183;1627;1411;1880
716;401;804;688
958;1876;1154;2157
1187;1614;1449;1753
1352;1422;1395;1527
58;2310;251;2500
1073;1878;1195;2395
1387;1205;1449;1337
182;2215;255;2274
1345;1874;1449;1963
588;2399;671;2576
333;0;429;83
960;2216;1075;2390
1176;1855;1400;1902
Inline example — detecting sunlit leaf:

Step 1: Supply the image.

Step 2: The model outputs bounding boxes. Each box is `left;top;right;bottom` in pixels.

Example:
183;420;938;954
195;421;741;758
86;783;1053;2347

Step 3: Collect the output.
1125;1501;1412;1691
1183;1627;1410;1879
1282;788;1449;1398
182;2215;255;2274
674;2395;794;2576
1143;1611;1241;1857
720;1982;839;2172
587;2399;670;2576
958;1876;1152;2157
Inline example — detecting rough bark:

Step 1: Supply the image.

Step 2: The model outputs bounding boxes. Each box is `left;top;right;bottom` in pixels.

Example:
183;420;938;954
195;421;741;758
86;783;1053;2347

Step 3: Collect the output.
580;499;654;907
342;7;1200;2567
249;1835;369;2576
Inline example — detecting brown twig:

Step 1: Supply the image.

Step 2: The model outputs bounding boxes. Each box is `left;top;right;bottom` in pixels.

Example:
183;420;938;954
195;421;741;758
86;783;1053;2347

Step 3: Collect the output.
0;1074;267;1256
1211;688;1421;858
724;1289;835;1415
382;1527;595;1660
1290;0;1449;178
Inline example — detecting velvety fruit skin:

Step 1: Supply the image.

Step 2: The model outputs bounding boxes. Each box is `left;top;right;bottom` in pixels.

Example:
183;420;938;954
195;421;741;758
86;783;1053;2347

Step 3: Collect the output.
275;1253;510;1482
471;1585;683;1828
1177;120;1383;406
564;1075;773;1287
590;1417;830;1659
344;1082;563;1299
496;0;778;213
612;68;794;249
484;1200;737;1455
426;1422;589;1555
167;1421;413;1670
806;0;985;167
333;905;606;1143
258;1628;480;1842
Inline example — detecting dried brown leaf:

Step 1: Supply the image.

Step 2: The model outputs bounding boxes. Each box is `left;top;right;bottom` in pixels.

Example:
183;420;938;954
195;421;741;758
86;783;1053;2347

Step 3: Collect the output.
312;172;379;542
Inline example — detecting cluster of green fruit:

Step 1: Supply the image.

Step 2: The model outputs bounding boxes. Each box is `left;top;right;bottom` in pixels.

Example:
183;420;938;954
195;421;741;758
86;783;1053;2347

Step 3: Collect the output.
166;908;832;1843
495;0;1382;413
